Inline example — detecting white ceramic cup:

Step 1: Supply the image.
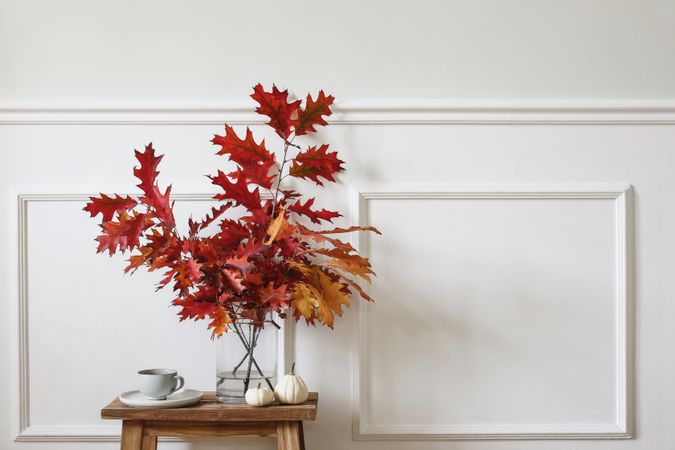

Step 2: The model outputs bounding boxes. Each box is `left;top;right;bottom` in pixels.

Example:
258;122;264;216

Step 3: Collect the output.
137;369;184;400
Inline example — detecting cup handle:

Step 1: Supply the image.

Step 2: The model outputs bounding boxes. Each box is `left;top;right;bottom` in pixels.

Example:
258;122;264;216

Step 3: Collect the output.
171;375;185;394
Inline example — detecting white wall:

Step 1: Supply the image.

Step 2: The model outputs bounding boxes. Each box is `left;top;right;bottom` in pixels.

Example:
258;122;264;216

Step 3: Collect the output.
2;1;675;450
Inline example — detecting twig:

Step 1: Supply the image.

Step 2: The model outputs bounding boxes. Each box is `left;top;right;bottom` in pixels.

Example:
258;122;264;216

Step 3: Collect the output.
230;322;274;390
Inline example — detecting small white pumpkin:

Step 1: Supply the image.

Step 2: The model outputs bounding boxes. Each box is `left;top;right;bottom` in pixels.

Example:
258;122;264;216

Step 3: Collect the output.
245;383;274;407
274;363;309;405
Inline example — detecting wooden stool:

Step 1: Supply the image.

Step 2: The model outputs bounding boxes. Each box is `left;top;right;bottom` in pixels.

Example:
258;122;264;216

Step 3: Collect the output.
101;392;318;450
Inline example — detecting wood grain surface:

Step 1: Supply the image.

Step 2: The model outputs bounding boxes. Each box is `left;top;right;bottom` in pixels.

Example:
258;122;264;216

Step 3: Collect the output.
101;392;318;422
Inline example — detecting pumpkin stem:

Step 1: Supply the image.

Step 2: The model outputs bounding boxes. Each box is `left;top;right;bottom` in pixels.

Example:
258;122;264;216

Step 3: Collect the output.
257;382;261;389
291;362;296;375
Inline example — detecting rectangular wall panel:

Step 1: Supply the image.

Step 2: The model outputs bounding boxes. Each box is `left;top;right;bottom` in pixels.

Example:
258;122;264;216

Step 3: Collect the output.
351;184;632;440
12;194;292;441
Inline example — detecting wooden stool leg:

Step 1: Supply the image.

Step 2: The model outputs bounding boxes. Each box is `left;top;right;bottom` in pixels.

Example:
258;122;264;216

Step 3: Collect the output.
121;420;144;450
298;421;306;450
276;421;304;450
141;435;157;450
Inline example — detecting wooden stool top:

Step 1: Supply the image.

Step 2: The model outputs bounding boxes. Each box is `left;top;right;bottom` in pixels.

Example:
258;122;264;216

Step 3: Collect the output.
101;392;318;422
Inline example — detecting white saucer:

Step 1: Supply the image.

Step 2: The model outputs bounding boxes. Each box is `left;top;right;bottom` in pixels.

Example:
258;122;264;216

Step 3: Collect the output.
119;389;204;408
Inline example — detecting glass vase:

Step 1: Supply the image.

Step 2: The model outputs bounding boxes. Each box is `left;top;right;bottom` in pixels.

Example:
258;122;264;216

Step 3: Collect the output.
215;319;278;402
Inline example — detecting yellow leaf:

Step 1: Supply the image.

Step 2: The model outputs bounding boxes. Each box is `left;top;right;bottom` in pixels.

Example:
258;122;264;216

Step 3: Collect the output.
290;264;350;327
291;282;321;321
265;208;296;245
315;271;350;324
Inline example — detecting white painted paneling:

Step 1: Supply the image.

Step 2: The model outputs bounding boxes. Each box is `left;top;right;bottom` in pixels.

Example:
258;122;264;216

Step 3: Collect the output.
12;194;291;442
351;185;632;439
5;121;675;450
2;0;675;448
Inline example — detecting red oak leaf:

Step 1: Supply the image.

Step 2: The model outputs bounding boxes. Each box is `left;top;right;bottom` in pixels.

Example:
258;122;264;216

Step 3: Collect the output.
251;84;300;139
84;194;138;222
125;227;181;273
134;143;163;199
293;90;334;136
188;203;231;236
259;282;290;305
96;212;149;255
240;159;275;189
216;219;251;250
172;285;219;320
212;125;274;165
210;170;262;211
173;297;218;321
150;184;176;229
222;268;245;294
211;126;276;188
226;239;264;274
289;144;344;186
166;257;203;293
184;258;203;282
288;198;341;224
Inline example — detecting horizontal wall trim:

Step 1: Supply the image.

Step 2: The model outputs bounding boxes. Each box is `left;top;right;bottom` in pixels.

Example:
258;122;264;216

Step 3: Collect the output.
2;99;675;124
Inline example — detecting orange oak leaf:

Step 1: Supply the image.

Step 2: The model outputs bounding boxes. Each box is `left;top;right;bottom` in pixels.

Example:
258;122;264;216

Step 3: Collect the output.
317;225;381;235
338;274;374;302
287;198;341;224
125;245;154;273
310;247;375;282
293;90;334;136
251;84;300;139
84;194;137;222
170;258;202;292
265;209;296;244
208;306;232;337
296;223;356;254
289;144;344;186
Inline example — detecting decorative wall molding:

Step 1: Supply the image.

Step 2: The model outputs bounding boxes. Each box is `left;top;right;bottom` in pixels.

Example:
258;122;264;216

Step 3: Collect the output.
11;193;292;442
350;183;634;440
1;99;675;124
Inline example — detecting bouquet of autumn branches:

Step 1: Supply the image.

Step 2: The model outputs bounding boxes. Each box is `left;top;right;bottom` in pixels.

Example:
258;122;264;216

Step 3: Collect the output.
84;84;380;343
